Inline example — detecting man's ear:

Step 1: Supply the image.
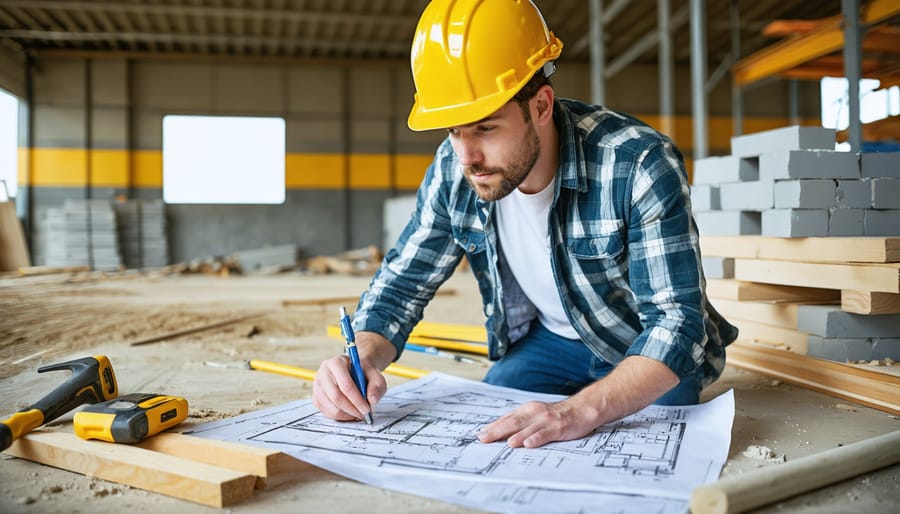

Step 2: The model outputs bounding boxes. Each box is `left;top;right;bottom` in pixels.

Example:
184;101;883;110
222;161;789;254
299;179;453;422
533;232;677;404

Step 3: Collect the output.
533;85;555;126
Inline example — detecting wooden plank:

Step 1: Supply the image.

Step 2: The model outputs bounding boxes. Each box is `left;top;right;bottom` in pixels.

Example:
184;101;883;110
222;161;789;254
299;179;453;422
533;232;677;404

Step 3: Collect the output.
712;298;801;329
706;279;841;303
137;433;313;489
5;431;256;507
0;200;31;271
127;312;267;346
732;319;809;354
841;290;900;315
726;341;900;415
700;236;900;263
734;259;900;294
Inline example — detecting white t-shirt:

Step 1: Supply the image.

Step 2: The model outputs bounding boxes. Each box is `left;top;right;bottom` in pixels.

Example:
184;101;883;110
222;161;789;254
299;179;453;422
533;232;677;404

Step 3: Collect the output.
496;179;579;339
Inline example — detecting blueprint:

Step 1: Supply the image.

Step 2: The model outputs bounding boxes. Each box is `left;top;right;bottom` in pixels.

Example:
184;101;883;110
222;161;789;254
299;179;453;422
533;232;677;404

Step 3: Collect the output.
188;373;733;514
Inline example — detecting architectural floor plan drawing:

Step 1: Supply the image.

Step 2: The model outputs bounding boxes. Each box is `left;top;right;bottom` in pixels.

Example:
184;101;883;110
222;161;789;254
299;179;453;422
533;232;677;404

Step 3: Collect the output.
189;373;734;514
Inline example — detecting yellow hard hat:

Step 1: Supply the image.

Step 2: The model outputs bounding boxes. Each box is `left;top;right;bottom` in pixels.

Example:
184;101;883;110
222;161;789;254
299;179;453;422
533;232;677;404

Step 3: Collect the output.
407;0;564;131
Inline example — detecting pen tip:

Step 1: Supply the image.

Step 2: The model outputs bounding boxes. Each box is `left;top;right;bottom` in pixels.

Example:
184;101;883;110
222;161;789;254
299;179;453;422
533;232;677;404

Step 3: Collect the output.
364;413;373;425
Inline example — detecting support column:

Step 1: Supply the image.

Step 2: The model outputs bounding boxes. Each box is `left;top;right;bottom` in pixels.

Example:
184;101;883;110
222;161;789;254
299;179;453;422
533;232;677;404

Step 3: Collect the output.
590;0;606;106
730;0;742;136
842;0;863;152
658;0;674;137
690;0;708;159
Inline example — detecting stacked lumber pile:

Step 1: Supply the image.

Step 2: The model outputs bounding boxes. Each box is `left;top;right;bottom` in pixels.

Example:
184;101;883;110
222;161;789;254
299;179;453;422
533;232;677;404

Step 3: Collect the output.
692;126;900;413
702;236;899;363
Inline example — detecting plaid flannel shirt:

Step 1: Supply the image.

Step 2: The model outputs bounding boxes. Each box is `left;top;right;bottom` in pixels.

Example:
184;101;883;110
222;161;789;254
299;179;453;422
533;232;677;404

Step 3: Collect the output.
355;98;738;385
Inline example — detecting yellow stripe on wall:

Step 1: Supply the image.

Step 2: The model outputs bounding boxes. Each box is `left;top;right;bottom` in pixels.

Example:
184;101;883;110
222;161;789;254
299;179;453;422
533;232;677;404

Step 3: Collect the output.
18;115;819;190
133;150;162;188
32;148;87;186
286;153;345;188
90;149;129;187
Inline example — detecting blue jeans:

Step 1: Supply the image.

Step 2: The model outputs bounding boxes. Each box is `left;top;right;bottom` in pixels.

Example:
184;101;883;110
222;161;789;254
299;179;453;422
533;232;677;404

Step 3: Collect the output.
483;321;701;405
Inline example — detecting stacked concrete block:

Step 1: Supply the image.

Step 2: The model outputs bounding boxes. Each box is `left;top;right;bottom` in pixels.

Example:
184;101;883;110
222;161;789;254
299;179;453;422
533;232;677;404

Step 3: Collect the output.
692;155;762;236
36;199;122;270
730;126;836;157
115;199;169;269
691;125;900;238
797;305;900;361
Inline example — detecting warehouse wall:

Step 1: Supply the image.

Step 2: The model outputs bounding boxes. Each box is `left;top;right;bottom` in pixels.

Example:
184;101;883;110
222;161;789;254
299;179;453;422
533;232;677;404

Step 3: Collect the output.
16;55;819;265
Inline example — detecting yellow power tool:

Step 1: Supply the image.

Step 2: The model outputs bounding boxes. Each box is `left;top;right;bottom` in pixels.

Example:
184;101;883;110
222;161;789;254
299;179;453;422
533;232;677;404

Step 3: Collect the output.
74;393;188;444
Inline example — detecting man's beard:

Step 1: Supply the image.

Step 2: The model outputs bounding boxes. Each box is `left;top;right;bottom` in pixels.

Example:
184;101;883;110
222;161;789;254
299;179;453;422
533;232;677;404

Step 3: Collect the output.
462;122;541;202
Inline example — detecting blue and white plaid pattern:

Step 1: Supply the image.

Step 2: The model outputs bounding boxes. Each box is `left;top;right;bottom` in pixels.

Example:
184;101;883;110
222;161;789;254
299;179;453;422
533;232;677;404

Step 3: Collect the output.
355;99;738;386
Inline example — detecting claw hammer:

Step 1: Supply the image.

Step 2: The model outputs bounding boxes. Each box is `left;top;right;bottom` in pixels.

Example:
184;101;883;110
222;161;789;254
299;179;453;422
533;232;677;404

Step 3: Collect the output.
0;355;118;451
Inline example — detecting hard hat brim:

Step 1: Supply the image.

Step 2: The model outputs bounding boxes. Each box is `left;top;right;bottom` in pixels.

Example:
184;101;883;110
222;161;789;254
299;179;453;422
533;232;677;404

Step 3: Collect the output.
407;69;538;132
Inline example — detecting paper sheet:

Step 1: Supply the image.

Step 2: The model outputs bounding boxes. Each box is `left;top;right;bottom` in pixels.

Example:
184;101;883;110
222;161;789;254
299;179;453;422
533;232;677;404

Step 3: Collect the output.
188;373;734;514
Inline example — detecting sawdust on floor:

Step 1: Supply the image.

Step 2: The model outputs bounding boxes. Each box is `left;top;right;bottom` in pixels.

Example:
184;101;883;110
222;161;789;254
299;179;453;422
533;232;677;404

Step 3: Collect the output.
0;270;898;514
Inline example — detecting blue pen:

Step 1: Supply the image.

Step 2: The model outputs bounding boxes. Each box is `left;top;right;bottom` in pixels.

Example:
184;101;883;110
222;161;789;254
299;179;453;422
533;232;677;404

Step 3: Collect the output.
338;306;373;425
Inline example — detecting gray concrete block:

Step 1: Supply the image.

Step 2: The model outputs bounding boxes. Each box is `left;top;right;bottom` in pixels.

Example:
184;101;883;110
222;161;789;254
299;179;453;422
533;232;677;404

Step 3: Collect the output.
773;179;836;209
690;184;720;211
807;336;874;362
761;209;829;237
694;210;761;236
759;150;859;181
872;338;900;360
864;209;900;236
730;126;836;157
701;256;734;279
827;208;865;236
693;156;759;184
719;181;774;211
836;179;872;208
860;152;900;178
871;178;900;209
797;305;900;338
232;244;299;272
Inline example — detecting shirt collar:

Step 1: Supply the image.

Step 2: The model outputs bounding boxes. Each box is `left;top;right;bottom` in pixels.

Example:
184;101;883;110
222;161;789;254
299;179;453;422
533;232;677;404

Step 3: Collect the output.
553;99;588;193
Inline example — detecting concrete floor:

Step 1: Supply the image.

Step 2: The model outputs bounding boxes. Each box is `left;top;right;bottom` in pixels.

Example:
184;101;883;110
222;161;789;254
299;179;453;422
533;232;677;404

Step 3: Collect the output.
0;271;898;513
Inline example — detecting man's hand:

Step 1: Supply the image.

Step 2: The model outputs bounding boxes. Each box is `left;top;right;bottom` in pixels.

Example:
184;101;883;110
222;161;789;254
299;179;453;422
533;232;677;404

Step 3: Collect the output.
312;331;396;422
478;356;680;448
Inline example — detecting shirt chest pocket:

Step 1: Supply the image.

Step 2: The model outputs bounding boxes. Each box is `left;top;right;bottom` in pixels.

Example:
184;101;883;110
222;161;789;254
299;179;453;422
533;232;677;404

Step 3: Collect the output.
566;225;627;272
452;226;486;256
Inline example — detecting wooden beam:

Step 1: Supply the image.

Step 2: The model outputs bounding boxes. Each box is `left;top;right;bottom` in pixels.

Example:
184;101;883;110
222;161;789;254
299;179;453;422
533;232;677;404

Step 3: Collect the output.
726;341;900;415
732;0;900;86
841;290;900;315
706;279;841;303
691;430;900;514
137;433;312;489
734;260;900;294
4;431;256;507
127;312;267;346
712;298;801;329
700;236;900;264
732;320;809;354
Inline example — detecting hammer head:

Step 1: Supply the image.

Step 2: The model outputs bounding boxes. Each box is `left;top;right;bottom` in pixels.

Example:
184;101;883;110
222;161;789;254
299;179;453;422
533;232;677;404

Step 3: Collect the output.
34;355;118;423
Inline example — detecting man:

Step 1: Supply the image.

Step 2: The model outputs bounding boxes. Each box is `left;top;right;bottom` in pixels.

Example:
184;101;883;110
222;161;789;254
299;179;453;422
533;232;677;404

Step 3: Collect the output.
313;0;737;448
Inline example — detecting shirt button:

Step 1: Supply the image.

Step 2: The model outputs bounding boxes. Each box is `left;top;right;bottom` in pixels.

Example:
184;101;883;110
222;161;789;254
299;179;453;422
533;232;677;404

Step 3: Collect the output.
468;244;476;252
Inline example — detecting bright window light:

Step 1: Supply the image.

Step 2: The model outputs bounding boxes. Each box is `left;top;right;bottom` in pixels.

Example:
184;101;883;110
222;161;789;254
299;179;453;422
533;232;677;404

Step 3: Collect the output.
821;77;900;150
0;88;17;198
163;115;285;204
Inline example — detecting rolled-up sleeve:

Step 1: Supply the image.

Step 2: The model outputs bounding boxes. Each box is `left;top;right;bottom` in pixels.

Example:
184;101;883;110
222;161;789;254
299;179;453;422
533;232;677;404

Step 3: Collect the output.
623;143;707;380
